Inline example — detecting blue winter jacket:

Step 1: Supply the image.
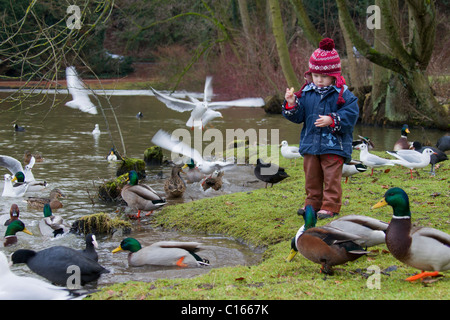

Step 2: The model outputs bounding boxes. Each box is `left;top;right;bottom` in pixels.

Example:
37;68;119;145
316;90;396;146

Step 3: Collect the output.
282;84;359;163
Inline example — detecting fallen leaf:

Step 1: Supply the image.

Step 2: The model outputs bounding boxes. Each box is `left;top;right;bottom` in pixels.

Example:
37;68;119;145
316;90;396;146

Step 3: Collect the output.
235;277;245;281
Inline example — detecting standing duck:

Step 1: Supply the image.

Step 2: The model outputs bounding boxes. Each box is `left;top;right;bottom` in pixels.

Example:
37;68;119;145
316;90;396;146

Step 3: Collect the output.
372;187;450;281
112;237;210;267
342;161;367;183
286;205;367;275
26;188;66;210
254;159;289;188
39;203;68;237
164;165;186;198
182;159;204;183
3;220;33;247
121;170;167;218
10;246;109;286
393;124;411;151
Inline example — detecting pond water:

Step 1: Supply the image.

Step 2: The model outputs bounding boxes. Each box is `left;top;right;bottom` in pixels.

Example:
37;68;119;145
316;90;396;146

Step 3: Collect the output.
0;88;446;288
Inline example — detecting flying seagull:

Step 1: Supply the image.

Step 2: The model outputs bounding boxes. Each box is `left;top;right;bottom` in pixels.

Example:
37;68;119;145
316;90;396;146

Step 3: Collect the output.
65;66;98;115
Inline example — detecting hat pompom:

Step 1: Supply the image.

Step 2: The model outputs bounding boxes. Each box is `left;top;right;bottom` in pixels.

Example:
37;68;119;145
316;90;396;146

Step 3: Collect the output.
319;38;335;51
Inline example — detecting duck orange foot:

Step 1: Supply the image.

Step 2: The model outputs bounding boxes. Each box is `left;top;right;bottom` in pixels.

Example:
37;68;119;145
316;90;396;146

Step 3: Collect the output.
405;271;440;282
176;257;188;267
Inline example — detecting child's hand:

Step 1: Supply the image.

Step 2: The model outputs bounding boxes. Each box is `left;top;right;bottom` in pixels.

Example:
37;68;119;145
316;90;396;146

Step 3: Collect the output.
314;115;333;127
285;87;295;106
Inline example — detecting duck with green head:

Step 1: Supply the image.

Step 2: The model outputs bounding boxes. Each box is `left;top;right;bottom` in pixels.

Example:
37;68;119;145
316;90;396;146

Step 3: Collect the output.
3;220;33;247
2;172;29;197
112;237;210;268
182;159;204;183
39;203;67;237
393;124;411;151
372;187;450;281
286;205;367;275
121;170;166;218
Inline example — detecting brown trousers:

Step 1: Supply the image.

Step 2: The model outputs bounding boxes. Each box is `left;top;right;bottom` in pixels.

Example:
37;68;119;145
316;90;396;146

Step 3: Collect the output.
303;154;344;213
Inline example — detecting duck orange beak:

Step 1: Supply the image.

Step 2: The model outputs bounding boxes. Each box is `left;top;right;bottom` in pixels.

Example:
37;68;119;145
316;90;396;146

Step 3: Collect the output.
372;198;387;209
112;245;123;253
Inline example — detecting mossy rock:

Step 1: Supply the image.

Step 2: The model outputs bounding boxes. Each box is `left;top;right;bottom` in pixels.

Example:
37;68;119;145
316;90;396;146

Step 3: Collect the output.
116;157;146;177
144;146;163;165
98;173;129;203
70;212;132;235
263;95;283;114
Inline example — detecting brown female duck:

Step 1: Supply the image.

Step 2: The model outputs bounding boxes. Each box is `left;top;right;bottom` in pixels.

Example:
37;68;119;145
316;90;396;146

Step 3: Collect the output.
164;165;186;198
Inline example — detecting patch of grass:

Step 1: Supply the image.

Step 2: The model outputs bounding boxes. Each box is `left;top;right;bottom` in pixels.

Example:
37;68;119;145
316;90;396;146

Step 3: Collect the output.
88;149;449;300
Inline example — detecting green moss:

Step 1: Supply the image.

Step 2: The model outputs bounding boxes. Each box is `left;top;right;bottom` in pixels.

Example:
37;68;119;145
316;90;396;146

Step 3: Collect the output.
70;212;132;235
144;146;164;165
98;173;129;202
116;157;146;177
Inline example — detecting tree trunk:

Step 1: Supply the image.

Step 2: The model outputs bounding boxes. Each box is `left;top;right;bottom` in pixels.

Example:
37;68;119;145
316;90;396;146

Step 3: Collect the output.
268;0;300;89
237;0;255;60
289;0;322;47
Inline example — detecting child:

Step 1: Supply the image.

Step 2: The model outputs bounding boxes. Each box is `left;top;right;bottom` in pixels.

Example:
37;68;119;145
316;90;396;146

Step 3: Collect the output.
283;38;359;219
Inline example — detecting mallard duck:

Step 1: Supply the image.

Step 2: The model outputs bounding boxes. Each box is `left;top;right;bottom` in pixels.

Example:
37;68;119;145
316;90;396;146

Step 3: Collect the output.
0;155;48;192
79;234;98;262
2;173;28;197
0;252;86;300
325;215;388;248
39;203;68;237
106;148;122;162
386;148;436;179
11;246;109;286
182;159;204;183
26;188;66;210
112;237;210;267
3;220;33;247
201;170;224;191
393;124;411;151
0;204;20;226
286;205;367;275
280;140;301;166
355;143;394;176
410;141;448;176
372;187;450;281
352;136;375;150
342;161;367;183
151;129;235;174
436;135;450;152
164;165;186;198
254;158;289;188
23;150;44;165
121;170;167;218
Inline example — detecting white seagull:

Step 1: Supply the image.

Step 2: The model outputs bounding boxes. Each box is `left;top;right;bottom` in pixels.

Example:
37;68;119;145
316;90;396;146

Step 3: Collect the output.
279;140;301;166
386;148;436;179
151;76;265;130
0;155;48;192
2;174;28;197
92;124;101;136
151;129;234;174
0;252;86;300
65;66;98;115
355;143;394;176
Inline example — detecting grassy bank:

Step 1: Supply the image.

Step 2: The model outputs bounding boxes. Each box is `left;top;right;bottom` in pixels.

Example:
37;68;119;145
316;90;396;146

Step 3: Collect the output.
89;149;449;300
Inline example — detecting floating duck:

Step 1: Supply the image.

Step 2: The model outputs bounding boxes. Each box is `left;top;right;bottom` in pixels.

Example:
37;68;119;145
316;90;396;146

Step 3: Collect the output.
65;66;98;115
280;140;301;166
410;141;448;176
164;165;186;198
26;188;66;210
106;148;122;162
121;170;167;218
0;204;20;226
3;220;32;247
201;170;224;191
92;124;101;136
436;135;450;152
393;124;411;151
325;215;388;248
342;161;367;183
372;187;450;282
386;148;436;179
0;252;86;300
0;155;48;192
286;205;367;275
136;112;143;118
10;246;110;286
151;129;234;174
112;237;210;267
355;143;394;176
23;150;44;165
151;76;264;130
13;124;25;132
39;203;68;237
182;159;204;183
352;135;374;149
79;234;99;262
254;158;289;188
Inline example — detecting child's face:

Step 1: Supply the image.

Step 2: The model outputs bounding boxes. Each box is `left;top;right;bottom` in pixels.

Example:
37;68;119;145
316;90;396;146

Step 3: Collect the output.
311;73;334;87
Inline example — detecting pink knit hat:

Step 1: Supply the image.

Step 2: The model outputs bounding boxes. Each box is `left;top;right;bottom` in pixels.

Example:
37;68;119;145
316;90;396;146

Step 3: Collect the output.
295;38;346;105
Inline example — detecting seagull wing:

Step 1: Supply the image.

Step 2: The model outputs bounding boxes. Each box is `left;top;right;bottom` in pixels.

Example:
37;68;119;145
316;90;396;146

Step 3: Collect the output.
151;88;195;112
151;129;204;164
65;66;98;115
208;97;265;109
204;76;213;102
0;155;24;174
386;150;422;164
